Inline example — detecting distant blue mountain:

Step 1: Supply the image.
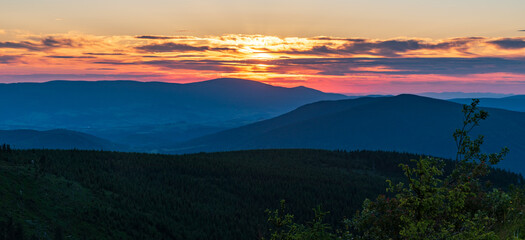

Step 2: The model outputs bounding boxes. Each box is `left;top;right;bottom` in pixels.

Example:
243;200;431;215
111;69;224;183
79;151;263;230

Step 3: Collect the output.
0;129;120;150
173;94;525;174
0;78;347;149
417;92;514;100
450;95;525;112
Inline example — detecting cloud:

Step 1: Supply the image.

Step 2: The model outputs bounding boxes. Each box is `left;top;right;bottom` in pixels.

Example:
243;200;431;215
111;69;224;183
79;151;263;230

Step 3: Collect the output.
262;78;308;85
47;55;96;59
93;54;525;76
0;41;41;51
489;38;525;49
0;55;20;64
342;40;427;56
0;37;78;51
83;52;126;56
284;37;484;57
136;42;238;53
139;54;207;58
94;61;137;65
135;35;176;39
308;36;366;42
364;57;524;75
246;57;525;76
4;32;525;88
2;73;165;80
387;80;525;86
136;42;210;52
41;37;76;48
143;59;239;72
85;67;117;70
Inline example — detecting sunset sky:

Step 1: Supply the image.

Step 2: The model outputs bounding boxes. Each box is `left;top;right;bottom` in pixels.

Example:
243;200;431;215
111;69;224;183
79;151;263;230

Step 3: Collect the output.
1;0;525;94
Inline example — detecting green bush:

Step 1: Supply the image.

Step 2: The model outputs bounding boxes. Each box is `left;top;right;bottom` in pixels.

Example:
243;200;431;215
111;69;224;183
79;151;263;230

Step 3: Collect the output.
265;99;524;240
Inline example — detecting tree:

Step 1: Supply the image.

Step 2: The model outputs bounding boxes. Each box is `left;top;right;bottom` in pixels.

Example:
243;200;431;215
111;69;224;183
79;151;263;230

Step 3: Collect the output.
264;200;334;240
350;99;510;239
0;218;25;240
265;99;523;239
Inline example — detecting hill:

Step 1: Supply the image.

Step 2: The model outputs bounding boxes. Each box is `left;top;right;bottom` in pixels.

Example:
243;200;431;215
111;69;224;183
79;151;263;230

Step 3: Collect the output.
0;129;120;150
416;92;514;99
450;95;525;112
0;149;522;239
0;79;347;149
174;94;525;173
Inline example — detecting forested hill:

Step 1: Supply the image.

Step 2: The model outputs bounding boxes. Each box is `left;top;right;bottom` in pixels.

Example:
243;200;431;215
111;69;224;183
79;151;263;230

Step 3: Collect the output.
0;129;120;150
173;94;525;173
1;148;522;239
0;79;347;148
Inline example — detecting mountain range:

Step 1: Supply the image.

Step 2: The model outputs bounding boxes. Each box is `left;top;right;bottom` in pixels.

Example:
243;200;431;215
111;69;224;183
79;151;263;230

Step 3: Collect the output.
173;94;525;173
416;92;514;100
450;95;525;112
0;78;347;149
1;79;523;173
0;129;119;150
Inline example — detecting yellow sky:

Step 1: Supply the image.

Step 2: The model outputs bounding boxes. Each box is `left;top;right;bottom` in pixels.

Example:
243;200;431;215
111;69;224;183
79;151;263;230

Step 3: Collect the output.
1;0;525;39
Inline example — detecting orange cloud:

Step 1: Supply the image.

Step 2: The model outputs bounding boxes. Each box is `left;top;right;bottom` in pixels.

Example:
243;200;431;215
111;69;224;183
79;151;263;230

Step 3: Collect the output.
1;32;525;94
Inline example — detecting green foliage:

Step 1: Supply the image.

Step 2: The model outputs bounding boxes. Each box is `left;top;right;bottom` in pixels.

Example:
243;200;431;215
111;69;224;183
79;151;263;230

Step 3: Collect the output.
0;149;452;239
349;99;524;239
264;200;334;240
3;147;517;239
451;99;509;183
265;99;525;240
1;100;523;239
350;157;505;239
0;217;25;240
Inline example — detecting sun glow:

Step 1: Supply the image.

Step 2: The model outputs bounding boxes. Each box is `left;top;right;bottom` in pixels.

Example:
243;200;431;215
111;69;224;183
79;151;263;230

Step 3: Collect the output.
252;53;275;59
1;31;525;94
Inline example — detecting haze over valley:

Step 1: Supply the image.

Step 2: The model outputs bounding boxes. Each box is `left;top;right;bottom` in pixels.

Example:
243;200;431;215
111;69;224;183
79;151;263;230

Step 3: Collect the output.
1;78;524;174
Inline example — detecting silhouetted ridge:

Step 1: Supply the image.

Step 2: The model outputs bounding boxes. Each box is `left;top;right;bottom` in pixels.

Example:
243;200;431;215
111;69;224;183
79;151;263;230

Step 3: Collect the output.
450;94;525;112
174;94;525;173
187;78;269;87
0;79;347;149
0;129;119;150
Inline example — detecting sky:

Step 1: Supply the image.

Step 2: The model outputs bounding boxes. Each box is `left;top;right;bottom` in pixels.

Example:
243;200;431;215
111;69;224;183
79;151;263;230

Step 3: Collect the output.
1;0;525;94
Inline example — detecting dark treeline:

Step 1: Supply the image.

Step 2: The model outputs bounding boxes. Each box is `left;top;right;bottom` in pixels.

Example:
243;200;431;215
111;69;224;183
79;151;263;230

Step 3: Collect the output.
0;147;522;239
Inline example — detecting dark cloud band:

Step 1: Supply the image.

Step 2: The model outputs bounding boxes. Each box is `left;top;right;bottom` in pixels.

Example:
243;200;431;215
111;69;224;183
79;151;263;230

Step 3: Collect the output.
0;55;21;64
136;42;211;52
135;42;238;53
283;38;481;57
94;56;525;76
489;38;525;49
47;55;96;59
267;57;525;76
1;73;164;80
0;37;78;51
135;35;176;39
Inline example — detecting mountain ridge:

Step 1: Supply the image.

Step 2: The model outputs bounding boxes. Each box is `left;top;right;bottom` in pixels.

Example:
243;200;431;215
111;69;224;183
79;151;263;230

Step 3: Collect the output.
0;129;120;150
173;94;525;173
0;78;347;149
450;95;525;112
